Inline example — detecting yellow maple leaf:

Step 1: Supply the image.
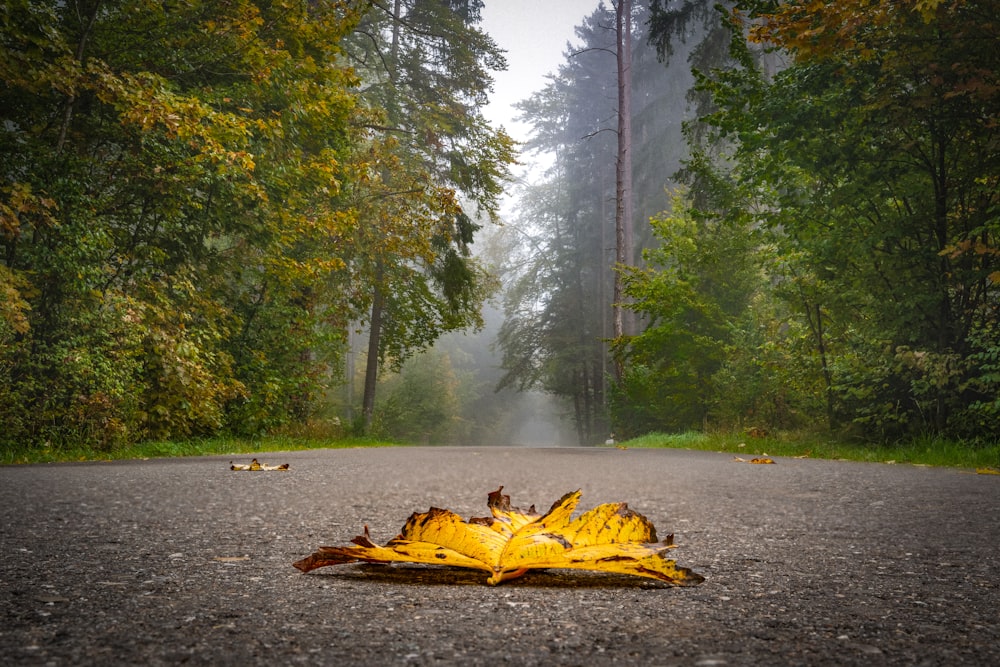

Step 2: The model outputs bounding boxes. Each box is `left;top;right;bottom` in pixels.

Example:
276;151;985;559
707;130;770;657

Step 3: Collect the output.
749;457;776;464
293;487;703;586
230;458;289;471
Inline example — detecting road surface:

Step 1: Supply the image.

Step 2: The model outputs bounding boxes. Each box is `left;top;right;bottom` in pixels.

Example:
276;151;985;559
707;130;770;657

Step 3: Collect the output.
2;446;998;665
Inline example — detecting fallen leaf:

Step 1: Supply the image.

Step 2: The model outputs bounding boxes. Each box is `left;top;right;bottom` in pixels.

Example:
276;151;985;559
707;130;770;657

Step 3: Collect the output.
293;487;704;587
749;457;775;464
976;467;1000;475
230;458;289;471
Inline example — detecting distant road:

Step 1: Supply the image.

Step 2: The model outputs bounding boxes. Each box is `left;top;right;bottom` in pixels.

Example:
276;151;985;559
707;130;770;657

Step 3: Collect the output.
2;447;998;665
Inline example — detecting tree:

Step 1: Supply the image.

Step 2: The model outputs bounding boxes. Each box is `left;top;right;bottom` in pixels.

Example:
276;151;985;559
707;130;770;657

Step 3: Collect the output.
343;0;515;432
671;0;1000;438
496;4;622;444
0;0;512;449
614;190;760;433
1;0;375;446
494;0;721;442
376;348;462;443
612;0;635;376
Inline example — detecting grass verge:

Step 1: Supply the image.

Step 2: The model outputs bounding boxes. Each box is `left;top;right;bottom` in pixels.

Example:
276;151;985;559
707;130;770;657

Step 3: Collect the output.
1;435;400;466
4;430;999;471
617;430;1000;470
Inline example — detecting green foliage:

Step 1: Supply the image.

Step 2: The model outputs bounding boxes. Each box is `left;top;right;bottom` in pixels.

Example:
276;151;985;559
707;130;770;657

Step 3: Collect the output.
0;0;368;449
618;430;1000;469
138;276;245;440
707;296;828;430
0;292;145;449
960;329;1000;436
0;0;512;451
641;0;1000;441
613;191;759;435
376;349;463;444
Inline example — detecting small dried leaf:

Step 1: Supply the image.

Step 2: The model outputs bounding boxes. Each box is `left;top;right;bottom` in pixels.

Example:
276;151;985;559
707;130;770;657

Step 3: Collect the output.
293;487;703;587
749;457;776;464
230;458;289;471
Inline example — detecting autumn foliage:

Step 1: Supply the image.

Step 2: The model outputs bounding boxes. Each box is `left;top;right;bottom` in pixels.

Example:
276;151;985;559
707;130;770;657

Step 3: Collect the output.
0;0;513;449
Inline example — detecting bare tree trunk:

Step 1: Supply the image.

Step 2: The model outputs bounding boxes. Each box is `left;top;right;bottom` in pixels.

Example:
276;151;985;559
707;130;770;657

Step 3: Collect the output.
612;0;634;381
362;273;384;433
572;367;585;445
803;299;835;431
345;326;355;423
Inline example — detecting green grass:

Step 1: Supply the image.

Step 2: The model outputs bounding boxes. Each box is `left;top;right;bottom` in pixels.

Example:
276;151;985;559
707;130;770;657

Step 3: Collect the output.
4;429;999;471
618;430;1000;470
1;434;401;466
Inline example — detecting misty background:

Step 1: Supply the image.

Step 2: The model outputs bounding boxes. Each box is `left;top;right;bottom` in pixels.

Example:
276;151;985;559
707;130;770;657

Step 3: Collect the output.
351;0;709;446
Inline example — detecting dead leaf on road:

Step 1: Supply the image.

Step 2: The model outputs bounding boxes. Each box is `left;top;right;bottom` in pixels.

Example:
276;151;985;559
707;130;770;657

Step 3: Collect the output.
734;456;776;464
293;486;704;587
230;458;289;471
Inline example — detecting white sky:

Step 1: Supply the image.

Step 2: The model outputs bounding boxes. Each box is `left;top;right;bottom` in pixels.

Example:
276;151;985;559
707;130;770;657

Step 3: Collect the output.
480;1;598;144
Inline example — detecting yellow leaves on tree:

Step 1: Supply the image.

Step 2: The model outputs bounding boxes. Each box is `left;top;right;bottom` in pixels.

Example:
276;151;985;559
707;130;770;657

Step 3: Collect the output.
293;487;704;586
745;0;966;62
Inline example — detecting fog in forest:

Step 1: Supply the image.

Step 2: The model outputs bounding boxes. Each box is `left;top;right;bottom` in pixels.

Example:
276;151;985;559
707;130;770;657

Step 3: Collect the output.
6;0;995;454
372;0;711;446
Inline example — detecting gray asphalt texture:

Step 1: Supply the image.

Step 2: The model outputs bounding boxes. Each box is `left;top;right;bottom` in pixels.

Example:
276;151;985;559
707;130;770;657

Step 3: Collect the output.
2;446;998;666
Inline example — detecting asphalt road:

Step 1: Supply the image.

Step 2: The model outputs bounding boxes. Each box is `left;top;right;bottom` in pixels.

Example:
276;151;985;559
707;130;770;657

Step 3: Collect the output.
2;446;998;666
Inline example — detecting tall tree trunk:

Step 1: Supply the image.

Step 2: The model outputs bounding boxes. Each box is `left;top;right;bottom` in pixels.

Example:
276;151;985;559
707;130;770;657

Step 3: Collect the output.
362;273;384;433
803;299;835;430
814;304;836;431
572;367;585;445
345;326;355;424
612;0;634;382
360;0;402;434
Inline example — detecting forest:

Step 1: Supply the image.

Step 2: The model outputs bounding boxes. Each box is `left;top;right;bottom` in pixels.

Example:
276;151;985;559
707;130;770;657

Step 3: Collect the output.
1;0;997;452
